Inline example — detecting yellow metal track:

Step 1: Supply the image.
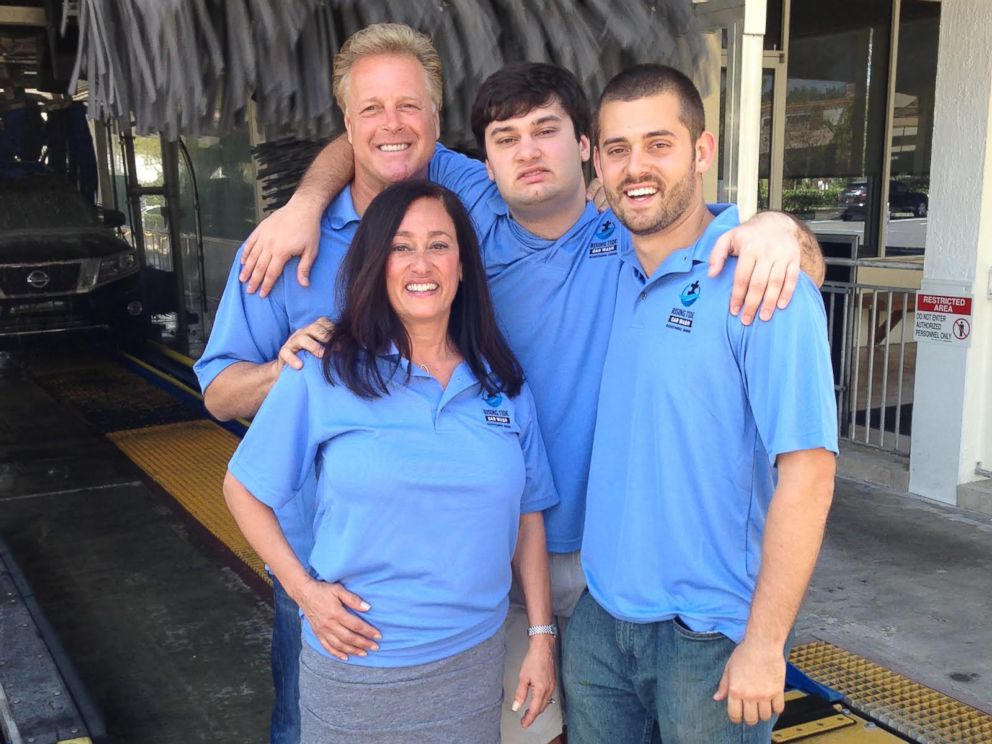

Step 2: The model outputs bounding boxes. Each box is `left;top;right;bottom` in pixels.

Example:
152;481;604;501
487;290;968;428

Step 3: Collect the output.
790;641;992;743
120;352;204;401
147;341;198;368
108;421;267;581
121;350;251;428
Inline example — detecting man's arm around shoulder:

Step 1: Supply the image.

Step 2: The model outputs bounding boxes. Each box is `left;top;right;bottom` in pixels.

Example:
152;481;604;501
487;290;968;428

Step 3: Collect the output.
203;317;334;421
203;360;281;421
241;134;355;296
708;210;827;324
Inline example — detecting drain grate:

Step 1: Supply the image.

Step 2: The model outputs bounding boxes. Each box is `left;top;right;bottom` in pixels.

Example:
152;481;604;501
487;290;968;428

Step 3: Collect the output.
31;357;201;433
790;642;992;743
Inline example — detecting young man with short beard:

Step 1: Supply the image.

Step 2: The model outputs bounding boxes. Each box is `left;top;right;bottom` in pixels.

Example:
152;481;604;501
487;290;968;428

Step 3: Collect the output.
564;64;837;744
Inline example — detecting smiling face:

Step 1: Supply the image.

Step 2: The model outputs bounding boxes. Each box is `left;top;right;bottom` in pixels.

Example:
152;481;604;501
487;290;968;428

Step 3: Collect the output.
385;197;462;331
482;100;590;217
344;53;440;195
594;92;710;236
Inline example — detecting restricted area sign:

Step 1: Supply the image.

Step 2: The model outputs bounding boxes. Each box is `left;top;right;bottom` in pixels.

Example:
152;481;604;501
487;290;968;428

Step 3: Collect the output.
914;293;973;347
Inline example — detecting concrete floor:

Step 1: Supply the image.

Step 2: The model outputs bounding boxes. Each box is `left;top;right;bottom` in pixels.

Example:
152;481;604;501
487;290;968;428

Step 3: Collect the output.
0;367;273;743
2;348;991;741
798;477;992;715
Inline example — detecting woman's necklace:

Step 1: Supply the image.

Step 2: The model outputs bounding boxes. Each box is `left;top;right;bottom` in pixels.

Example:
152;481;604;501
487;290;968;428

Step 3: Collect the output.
413;347;458;378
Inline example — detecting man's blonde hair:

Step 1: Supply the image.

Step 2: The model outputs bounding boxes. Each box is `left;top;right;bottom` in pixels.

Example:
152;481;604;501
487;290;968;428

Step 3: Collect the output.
332;23;443;113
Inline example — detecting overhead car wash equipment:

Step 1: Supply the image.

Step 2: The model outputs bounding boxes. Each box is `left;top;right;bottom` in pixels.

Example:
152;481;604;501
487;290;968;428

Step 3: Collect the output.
68;0;708;146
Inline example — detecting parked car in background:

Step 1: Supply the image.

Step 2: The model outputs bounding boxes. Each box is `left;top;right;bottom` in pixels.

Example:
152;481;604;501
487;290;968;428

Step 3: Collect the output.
0;175;145;346
839;179;929;221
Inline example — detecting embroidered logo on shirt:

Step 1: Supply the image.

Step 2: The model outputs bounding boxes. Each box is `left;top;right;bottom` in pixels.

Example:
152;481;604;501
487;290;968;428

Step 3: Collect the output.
588;239;617;259
666;308;694;332
595;219;616;239
482;392;512;427
666;281;701;332
588;219;619;258
680;280;701;307
483;408;512;427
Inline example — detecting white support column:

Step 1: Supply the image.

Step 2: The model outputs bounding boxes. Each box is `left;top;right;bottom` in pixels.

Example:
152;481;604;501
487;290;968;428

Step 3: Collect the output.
735;0;767;221
909;0;992;505
701;31;722;204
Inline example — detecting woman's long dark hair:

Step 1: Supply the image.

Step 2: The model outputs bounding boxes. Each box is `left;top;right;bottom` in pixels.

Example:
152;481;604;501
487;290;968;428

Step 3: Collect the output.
322;179;523;399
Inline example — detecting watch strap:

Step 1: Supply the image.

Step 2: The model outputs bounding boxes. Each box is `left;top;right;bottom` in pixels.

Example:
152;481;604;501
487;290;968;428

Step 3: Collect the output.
527;623;558;638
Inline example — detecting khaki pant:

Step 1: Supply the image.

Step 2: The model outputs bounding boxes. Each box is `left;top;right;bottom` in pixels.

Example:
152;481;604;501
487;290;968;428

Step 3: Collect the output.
501;551;586;744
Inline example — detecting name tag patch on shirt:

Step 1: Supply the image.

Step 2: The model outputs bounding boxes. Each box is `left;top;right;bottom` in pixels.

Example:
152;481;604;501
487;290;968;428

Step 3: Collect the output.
665;281;702;333
483;392;512;427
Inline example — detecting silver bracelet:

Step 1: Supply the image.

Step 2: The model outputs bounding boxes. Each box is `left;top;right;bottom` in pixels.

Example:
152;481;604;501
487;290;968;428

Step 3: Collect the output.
528;624;558;638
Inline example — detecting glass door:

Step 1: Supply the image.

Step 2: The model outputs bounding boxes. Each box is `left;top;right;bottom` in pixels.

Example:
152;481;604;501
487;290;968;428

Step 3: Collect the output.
112;130;202;354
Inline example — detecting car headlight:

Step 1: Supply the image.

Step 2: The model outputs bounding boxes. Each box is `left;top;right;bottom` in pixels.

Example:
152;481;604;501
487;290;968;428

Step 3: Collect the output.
97;251;138;285
77;251;139;291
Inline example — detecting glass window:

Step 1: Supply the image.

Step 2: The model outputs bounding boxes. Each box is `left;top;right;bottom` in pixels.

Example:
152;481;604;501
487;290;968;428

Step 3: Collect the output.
884;0;939;257
764;0;785;51
177;126;257;243
782;1;893;257
108;133;164;232
132;136;165;187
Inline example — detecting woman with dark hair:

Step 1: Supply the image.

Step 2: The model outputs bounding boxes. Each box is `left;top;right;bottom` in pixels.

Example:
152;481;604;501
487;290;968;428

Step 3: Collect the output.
223;180;559;744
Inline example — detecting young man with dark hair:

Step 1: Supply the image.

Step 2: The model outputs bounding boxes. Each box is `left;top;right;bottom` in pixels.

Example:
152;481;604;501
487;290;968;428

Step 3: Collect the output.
228;54;823;744
563;63;838;744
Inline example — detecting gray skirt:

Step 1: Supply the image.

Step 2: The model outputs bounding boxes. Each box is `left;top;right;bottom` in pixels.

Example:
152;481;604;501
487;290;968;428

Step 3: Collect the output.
299;627;505;744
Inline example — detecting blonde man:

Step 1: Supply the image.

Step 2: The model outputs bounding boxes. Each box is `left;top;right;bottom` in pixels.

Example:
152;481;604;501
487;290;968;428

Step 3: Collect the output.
195;24;445;744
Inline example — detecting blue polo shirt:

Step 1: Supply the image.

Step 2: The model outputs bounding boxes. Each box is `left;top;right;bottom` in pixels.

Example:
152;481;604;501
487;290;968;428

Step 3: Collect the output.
193;187;362;562
228;353;559;666
192;152;544;563
583;205;838;642
431;147;623;553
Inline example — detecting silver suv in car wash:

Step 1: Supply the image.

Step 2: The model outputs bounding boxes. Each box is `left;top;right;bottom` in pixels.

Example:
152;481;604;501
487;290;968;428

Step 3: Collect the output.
0;175;144;346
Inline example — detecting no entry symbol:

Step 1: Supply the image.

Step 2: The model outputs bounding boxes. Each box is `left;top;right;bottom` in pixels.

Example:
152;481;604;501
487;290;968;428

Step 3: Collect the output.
953;318;971;340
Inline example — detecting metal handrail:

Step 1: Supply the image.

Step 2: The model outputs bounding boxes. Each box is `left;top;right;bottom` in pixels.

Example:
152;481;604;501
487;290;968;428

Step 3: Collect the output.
825;257;925;270
821;261;923;455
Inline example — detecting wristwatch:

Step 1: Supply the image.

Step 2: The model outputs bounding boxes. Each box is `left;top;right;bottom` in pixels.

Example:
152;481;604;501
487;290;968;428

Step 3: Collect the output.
528;624;558;639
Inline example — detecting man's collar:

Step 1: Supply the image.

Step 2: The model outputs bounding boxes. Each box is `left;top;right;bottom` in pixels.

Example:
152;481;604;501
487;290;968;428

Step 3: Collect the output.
487;190;511;218
323;185;361;230
687;204;740;264
617;203;740;268
486;193;601;235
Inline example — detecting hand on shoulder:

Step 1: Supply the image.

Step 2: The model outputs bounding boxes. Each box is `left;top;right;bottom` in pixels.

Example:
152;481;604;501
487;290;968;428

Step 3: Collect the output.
240;196;325;297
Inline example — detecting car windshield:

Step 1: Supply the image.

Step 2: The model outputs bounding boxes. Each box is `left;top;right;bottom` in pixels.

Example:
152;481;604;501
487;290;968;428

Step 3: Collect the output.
0;178;102;231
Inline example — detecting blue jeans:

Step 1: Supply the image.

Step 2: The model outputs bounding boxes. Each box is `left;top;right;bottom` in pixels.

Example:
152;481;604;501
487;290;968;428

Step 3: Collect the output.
270;576;302;744
563;592;777;744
